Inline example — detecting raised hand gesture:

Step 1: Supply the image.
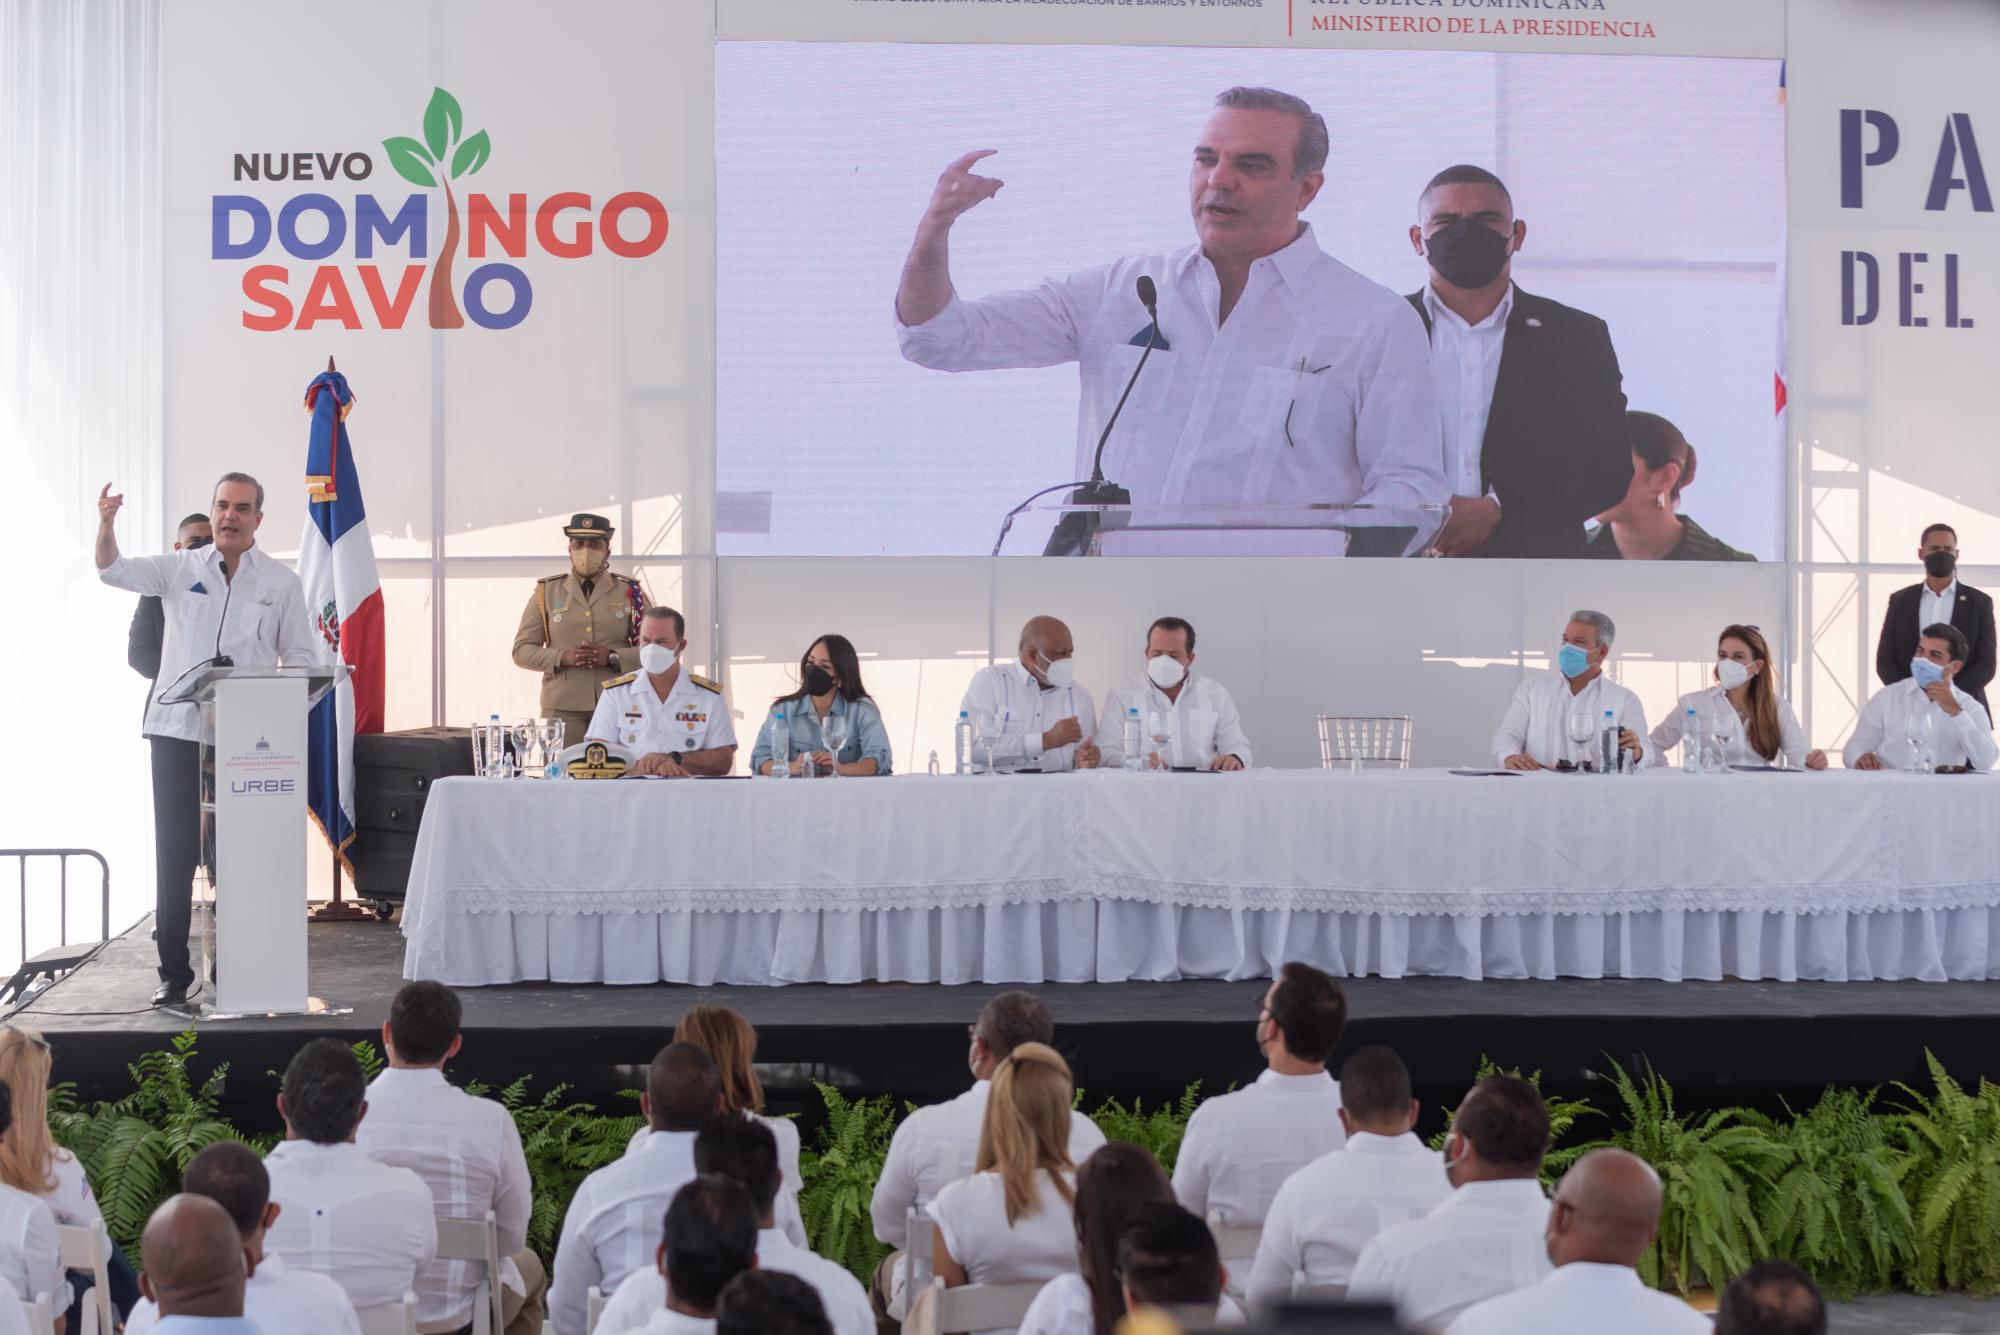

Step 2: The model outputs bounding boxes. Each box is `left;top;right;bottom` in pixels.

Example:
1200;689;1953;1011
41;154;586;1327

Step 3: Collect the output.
925;150;1005;227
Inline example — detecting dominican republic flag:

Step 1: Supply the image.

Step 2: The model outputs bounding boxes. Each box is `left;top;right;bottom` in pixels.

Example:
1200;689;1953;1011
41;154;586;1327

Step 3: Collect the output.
298;368;384;872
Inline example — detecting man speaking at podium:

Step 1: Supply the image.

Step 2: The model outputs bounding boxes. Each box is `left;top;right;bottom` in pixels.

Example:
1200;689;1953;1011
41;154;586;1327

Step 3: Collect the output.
896;86;1444;553
96;474;322;1008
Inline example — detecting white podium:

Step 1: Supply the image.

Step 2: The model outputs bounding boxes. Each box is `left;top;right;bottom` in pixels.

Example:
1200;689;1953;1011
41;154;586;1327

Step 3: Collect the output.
177;664;342;1016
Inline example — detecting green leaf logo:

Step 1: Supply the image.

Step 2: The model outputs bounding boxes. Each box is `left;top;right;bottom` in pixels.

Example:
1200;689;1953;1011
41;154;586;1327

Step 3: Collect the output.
451;130;491;181
423;87;463;162
382;137;437;188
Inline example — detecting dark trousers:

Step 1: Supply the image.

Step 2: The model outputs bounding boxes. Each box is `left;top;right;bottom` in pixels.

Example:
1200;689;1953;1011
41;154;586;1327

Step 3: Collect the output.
148;735;202;988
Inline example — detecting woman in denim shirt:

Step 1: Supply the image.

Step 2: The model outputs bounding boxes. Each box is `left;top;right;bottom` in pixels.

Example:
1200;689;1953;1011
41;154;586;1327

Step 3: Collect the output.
750;633;895;775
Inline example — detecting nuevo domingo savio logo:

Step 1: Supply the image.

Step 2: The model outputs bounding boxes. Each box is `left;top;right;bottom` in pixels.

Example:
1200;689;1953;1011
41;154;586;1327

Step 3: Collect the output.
215;87;668;331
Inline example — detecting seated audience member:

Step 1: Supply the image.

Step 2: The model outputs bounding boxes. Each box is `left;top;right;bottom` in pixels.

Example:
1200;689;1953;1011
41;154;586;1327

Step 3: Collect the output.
1247;1046;1450;1305
126;1142;359;1335
1650;625;1825;769
1584;411;1754;562
0;1027;137;1326
1445;1149;1707;1335
1714;1261;1827;1335
1019;1142;1175;1335
1116;1204;1230;1329
1095;617;1252;771
1348;1075;1553;1332
626;1007;807;1246
716;1271;832;1335
1174;964;1348;1245
630;1175;761;1335
925;1044;1086;1335
357;980;542;1335
1492;610;1650;770
136;1195;255;1335
262;1038;437;1311
870;994;1106;1322
599;1119;870;1335
1844;623;1998;771
549;1043;726;1335
0;1085;63;1326
749;635;893;775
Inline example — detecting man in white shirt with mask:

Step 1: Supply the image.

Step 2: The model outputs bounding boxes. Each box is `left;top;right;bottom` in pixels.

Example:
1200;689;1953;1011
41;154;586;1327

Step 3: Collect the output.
1446;1149;1708;1335
1097;617;1251;770
585;606;737;777
1846;622;1998;771
1493;609;1650;771
896;87;1444;555
1173;964;1347;1237
356;982;541;1335
868;992;1105;1323
1348;1075;1553;1333
550;1044;727;1335
959;616;1101;771
1247;1045;1450;1305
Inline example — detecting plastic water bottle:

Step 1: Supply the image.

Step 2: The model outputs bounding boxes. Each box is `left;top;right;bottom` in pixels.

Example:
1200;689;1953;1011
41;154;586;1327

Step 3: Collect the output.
954;710;973;776
478;714;503;779
1683;707;1703;774
1599;709;1618;776
765;710;790;779
1123;706;1146;772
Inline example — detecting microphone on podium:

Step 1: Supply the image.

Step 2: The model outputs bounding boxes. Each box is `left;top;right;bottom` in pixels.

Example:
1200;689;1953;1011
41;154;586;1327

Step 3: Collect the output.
1038;274;1159;556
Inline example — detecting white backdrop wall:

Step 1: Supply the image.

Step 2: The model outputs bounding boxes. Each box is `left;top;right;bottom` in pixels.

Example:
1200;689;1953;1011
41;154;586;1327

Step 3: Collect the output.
22;0;2000;943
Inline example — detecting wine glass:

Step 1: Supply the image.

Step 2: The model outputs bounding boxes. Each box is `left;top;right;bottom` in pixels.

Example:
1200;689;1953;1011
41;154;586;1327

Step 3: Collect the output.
1565;710;1595;769
1708;708;1738;771
1147;710;1175;770
509;722;537;780
1903;707;1935;775
537;718;566;778
972;712;1000;776
819;711;851;778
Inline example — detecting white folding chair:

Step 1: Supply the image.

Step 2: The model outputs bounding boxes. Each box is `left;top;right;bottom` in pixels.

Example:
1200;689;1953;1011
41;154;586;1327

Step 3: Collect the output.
927;1276;1045;1335
896;1206;928;1317
18;1291;52;1335
55;1224;111;1335
435;1212;504;1335
1205;1211;1263;1271
586;1285;606;1334
1315;715;1412;770
355;1293;419;1335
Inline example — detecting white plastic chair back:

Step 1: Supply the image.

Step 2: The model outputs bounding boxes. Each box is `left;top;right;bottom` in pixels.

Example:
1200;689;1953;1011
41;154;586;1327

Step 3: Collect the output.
1316;715;1412;769
928;1275;1045;1334
435;1211;503;1335
898;1206;925;1317
356;1292;419;1335
56;1224;111;1335
17;1291;52;1335
1204;1210;1263;1267
586;1285;607;1334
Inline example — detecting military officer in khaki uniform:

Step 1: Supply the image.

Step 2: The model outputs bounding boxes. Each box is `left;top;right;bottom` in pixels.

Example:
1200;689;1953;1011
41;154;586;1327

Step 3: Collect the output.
511;512;650;745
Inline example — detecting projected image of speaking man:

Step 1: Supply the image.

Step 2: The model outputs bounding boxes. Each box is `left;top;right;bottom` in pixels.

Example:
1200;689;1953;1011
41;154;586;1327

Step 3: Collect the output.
895;87;1445;549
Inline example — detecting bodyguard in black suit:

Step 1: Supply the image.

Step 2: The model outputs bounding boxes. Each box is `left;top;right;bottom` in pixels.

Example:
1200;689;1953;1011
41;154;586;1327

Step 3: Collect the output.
127;513;212;686
1876;522;1996;710
1404;165;1629;558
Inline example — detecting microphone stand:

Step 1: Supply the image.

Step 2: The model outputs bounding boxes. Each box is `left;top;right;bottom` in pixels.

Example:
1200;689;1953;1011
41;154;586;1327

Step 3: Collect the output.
1041;308;1158;556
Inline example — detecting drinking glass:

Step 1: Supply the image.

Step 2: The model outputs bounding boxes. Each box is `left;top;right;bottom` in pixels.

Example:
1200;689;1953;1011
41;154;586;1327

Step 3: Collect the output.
1147;710;1175;770
972;712;1001;775
819;712;851;778
1565;710;1595;769
537;718;566;779
1708;709;1738;771
509;722;536;780
1903;708;1935;775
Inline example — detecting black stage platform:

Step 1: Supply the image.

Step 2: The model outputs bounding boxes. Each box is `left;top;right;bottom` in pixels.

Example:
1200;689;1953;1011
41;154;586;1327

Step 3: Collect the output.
15;913;2000;1136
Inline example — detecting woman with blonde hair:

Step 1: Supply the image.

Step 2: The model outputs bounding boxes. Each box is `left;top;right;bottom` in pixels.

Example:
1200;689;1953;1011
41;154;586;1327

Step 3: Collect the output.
0;1026;138;1324
1650;624;1826;769
927;1043;1084;1335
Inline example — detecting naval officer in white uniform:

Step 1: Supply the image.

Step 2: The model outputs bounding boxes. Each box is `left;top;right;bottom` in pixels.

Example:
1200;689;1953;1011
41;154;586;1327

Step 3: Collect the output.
585;606;737;777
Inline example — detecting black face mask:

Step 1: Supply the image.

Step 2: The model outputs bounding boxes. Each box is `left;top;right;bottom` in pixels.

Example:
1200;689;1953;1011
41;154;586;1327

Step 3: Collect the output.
803;664;836;696
1425;218;1512;290
183;535;212;550
1925;551;1957;580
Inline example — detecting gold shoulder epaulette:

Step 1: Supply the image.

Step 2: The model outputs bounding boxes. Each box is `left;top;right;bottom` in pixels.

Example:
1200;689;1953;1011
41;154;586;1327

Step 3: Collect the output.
540;572;567;583
604;670;640;688
689;673;722;694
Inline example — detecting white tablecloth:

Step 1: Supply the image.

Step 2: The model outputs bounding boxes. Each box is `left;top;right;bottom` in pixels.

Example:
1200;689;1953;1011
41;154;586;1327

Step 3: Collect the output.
398;769;2000;986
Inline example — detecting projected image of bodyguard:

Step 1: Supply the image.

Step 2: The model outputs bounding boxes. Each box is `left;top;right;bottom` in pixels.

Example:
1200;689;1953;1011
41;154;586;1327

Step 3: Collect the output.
1405;165;1629;558
896;87;1444;549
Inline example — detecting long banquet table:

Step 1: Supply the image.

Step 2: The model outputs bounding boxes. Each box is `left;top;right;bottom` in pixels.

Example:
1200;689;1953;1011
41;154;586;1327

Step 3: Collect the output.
398;768;2000;986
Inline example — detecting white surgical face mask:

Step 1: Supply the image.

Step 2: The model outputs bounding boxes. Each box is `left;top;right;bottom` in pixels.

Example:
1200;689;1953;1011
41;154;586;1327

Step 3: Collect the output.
1147;655;1187;689
1715;659;1751;691
1041;655;1077;690
639;643;678;675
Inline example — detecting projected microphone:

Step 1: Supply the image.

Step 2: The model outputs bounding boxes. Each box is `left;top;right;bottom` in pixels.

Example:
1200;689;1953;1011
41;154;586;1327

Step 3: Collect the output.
1039;275;1158;556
